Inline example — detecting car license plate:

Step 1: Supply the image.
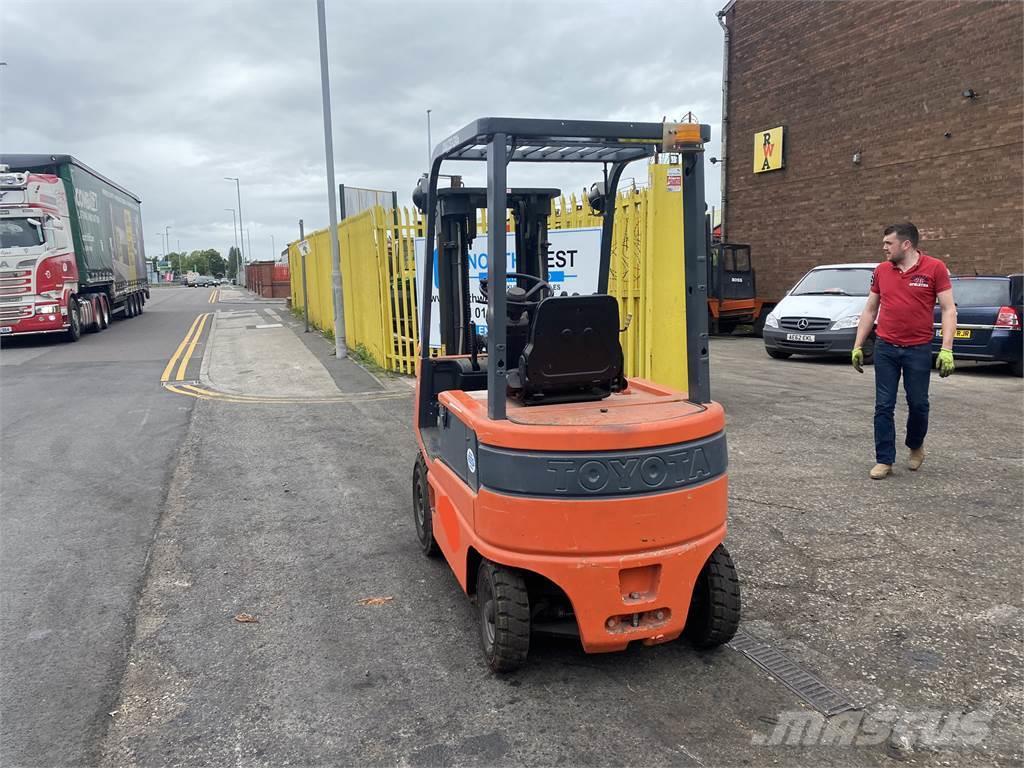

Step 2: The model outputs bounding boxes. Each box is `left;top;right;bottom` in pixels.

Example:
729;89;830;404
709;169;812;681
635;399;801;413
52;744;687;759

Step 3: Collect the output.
936;329;971;339
786;333;815;342
0;326;12;335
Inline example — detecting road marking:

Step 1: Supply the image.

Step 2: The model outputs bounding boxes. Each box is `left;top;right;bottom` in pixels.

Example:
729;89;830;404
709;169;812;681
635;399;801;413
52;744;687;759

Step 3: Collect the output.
175;313;211;381
160;313;207;382
162;381;410;405
208;289;219;304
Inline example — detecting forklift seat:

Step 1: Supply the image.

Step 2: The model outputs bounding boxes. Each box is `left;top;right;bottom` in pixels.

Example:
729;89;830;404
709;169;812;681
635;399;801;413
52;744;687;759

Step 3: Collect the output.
515;295;625;404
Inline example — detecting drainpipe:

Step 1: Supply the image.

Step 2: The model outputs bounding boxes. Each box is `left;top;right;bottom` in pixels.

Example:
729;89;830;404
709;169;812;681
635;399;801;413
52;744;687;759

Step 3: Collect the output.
716;2;735;241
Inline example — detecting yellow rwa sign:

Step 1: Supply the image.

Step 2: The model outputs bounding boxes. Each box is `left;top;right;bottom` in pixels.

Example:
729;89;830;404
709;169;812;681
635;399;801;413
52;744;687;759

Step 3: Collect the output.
754;127;784;173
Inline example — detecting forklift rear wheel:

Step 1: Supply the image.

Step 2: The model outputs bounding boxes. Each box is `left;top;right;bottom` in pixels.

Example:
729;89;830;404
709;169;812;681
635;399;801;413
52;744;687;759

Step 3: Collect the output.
766;349;790;360
412;455;440;557
477;560;530;672
684;544;741;649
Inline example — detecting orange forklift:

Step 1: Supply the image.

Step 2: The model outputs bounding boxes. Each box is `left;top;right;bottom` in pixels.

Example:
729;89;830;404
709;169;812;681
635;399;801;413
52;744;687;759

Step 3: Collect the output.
411;118;740;671
706;214;763;334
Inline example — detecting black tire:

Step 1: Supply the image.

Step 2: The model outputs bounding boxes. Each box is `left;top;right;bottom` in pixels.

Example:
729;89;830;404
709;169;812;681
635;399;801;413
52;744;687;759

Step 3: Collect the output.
98;296;109;330
65;297;82;343
412;455;439;557
684;544;741;649
766;349;791;360
125;295;135;318
136;293;144;314
477;560;530;672
751;307;771;338
85;298;102;333
1010;360;1023;377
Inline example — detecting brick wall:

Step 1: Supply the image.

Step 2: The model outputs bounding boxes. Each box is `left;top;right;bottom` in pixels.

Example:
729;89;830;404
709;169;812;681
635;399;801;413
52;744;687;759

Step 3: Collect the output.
723;0;1023;302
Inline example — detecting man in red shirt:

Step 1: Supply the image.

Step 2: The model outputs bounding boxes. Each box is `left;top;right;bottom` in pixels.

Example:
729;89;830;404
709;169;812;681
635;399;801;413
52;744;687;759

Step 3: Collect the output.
852;222;956;479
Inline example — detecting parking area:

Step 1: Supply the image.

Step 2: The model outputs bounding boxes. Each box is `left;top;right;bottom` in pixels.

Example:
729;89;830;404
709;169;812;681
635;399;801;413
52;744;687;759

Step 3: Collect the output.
93;327;1023;767
713;336;1022;760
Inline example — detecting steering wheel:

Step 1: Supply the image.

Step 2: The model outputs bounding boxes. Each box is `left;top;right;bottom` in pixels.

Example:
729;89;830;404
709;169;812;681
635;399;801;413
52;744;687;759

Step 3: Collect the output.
503;272;552;306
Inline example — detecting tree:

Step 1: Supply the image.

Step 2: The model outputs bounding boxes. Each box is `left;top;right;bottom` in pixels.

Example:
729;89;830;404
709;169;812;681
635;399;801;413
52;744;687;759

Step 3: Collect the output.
183;250;208;276
208;251;227;278
227;246;241;279
165;251;187;274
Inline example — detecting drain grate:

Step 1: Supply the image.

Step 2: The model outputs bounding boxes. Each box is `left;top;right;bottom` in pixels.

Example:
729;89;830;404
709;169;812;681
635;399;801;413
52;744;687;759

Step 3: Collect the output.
728;629;857;716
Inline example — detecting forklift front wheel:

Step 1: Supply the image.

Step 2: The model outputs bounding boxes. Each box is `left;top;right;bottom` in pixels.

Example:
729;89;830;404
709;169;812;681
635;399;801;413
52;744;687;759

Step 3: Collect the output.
412;455;440;558
477;560;530;672
684;544;741;649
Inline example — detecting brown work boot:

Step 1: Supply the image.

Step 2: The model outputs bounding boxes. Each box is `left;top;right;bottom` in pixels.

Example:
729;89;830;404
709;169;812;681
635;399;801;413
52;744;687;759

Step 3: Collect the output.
908;448;925;471
870;463;892;479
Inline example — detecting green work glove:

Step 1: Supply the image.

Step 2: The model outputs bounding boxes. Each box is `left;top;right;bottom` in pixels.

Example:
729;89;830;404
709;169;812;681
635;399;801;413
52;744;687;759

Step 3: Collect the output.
851;347;864;373
937;348;955;378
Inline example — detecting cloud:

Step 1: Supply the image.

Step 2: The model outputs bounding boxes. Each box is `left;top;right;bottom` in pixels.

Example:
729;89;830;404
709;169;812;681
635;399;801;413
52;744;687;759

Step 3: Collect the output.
0;0;725;259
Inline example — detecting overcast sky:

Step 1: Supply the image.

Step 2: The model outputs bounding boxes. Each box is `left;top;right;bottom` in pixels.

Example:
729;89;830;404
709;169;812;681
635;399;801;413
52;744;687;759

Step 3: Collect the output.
0;0;726;263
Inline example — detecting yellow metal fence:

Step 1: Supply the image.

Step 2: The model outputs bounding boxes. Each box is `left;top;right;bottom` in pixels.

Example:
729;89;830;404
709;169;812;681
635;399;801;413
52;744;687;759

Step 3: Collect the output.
289;161;690;391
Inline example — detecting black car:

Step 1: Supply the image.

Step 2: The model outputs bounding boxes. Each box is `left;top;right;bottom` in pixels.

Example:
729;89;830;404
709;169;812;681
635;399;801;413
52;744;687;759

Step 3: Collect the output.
932;275;1023;376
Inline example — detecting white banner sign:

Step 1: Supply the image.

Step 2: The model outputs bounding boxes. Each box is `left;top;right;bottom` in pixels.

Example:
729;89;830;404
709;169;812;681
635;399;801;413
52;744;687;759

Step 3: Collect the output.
414;227;602;349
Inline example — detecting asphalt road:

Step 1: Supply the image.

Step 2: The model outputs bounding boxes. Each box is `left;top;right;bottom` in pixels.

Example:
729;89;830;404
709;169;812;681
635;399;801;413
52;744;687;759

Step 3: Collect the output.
0;286;213;767
2;296;1021;767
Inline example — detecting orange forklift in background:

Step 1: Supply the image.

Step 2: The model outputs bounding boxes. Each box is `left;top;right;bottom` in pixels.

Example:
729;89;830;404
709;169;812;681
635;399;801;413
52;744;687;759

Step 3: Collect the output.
706;213;764;334
411;118;740;672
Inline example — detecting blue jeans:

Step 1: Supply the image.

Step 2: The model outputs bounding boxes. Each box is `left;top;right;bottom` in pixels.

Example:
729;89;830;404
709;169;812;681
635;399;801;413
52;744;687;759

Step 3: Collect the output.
874;339;932;465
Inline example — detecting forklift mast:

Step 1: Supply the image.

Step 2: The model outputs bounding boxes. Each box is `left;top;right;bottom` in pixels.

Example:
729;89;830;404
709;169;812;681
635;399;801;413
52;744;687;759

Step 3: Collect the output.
414;186;561;356
416;118;712;421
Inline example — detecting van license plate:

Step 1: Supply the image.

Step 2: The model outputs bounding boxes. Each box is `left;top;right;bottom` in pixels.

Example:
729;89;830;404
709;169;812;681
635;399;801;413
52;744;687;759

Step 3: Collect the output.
936;329;971;339
0;327;12;334
786;333;815;342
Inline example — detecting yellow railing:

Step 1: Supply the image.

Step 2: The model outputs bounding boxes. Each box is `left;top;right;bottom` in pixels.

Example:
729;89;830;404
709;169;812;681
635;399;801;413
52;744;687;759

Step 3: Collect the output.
289;161;690;391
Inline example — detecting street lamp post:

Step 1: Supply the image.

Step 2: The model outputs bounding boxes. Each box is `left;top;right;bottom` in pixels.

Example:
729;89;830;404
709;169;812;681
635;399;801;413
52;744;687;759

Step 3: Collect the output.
225;208;239;282
426;109;432;168
316;0;347;358
224;177;245;288
271;234;276;260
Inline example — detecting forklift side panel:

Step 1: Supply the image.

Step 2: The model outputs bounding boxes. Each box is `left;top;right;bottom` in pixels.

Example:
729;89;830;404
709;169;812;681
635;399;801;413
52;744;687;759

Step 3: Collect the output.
425;457;477;591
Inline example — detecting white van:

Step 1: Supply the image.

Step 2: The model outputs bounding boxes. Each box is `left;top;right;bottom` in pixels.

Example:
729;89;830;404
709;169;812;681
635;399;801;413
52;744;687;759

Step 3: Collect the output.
762;263;879;361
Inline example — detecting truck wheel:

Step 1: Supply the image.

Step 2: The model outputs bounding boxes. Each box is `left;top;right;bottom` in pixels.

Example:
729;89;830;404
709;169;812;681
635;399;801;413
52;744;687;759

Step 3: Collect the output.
85;297;102;333
98;296;110;330
477;560;530;672
136;294;144;314
65;297;82;343
766;349;791;360
684;544;741;649
412;455;440;557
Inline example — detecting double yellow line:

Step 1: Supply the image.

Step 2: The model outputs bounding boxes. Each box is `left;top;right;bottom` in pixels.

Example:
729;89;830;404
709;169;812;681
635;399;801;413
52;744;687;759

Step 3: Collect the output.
163;382;410;405
208;289;219;304
161;312;213;382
